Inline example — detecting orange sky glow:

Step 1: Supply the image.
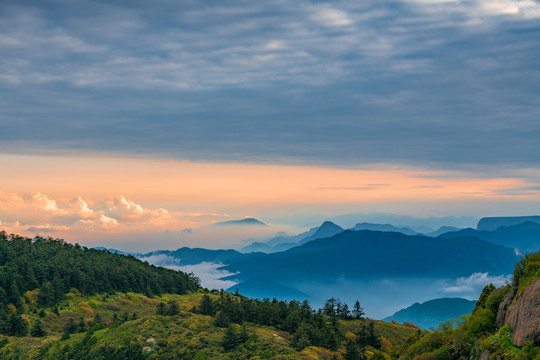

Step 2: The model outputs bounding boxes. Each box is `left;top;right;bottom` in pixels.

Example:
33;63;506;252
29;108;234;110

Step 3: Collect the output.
1;154;539;250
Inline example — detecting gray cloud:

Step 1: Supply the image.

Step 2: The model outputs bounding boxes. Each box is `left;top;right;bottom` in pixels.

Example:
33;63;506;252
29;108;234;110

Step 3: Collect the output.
0;0;539;168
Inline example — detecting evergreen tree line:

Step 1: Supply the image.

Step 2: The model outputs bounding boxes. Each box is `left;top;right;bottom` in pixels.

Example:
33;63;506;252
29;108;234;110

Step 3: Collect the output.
187;292;381;352
0;232;200;336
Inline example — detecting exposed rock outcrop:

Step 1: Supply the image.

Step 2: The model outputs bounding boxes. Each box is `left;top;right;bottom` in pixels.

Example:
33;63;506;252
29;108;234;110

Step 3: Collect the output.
479;350;490;360
496;290;514;329
501;278;540;347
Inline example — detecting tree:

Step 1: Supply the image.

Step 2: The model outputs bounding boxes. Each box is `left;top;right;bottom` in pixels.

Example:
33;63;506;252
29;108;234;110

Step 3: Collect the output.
65;318;78;334
368;321;381;348
156;302;166;315
222;325;238;351
166;300;179;316
8;312;28;336
199;294;215;316
323;298;337;316
30;319;47;337
344;339;360;360
352;301;364;320
78;317;86;332
215;311;230;328
293;323;311;351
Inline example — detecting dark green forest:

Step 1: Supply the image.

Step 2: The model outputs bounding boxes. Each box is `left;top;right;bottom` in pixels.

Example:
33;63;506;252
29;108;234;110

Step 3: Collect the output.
0;232;199;337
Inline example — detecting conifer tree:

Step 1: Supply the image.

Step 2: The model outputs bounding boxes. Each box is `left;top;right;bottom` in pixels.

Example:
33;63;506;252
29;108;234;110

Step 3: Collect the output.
344;339;360;360
30;319;47;337
8;312;28;336
222;324;238;351
199;294;215;316
166;300;179;316
353;300;364;319
156;302;166;315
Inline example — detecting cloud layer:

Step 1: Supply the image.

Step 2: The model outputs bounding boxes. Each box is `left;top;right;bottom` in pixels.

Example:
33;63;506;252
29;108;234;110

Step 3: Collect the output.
0;0;538;167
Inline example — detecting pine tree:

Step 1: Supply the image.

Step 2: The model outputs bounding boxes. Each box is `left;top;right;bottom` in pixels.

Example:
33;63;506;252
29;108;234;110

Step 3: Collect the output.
92;313;103;326
353;301;364;320
30;319;47;337
214;311;230;328
344;339;360;360
65;318;77;334
368;321;381;348
199;294;215;316
8;312;28;336
78;317;86;332
166;300;179;316
238;324;249;343
156;302;166;315
323;298;337;316
292;323;311;351
222;325;238;351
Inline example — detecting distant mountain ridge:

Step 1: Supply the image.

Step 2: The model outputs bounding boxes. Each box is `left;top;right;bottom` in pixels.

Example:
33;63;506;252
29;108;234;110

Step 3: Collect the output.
223;230;519;283
211;217;267;227
439;221;540;253
382;298;477;329
240;221;342;253
138;247;265;266
477;216;540;231
353;222;418;236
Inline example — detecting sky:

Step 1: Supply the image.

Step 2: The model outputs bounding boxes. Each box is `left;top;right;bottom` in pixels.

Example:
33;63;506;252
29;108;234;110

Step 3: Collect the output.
0;0;539;251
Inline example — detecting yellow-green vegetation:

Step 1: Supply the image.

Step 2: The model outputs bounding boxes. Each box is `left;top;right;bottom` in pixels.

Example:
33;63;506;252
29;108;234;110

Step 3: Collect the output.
0;291;417;360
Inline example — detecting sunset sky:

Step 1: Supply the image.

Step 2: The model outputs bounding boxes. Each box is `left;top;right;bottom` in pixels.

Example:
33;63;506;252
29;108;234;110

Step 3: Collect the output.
1;0;539;251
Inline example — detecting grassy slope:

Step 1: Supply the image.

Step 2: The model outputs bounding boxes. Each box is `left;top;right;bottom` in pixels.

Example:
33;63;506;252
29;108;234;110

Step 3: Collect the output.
0;291;417;360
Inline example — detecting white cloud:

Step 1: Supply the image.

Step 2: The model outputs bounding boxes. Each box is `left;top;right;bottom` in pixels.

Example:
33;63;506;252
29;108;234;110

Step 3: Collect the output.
138;254;238;289
442;272;511;294
164;262;238;290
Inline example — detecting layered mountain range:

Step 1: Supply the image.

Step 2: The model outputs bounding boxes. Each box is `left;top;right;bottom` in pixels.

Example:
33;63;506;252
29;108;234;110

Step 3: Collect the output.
133;215;538;322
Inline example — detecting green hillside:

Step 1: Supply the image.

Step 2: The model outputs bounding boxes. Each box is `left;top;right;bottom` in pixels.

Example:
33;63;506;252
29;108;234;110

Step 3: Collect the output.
0;290;419;359
0;233;417;359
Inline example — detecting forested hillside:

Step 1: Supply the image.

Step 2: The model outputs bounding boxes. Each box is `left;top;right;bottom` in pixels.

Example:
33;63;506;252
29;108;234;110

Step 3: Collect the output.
0;232;537;359
0;232;199;337
0;232;417;359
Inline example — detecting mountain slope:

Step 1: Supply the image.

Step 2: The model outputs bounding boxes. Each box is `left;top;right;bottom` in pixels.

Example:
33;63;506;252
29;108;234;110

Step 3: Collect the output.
439;221;540;253
383;298;476;329
222;230;520;283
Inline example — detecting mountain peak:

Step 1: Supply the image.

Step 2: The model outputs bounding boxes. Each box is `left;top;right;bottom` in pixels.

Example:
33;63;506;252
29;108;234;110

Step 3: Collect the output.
211;217;267;227
297;221;344;245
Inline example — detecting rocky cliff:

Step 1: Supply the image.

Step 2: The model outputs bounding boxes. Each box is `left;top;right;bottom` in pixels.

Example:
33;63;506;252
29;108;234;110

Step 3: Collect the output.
497;278;540;347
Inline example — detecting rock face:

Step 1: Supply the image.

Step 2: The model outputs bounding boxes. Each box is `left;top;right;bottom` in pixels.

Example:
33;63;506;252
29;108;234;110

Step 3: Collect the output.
496;290;514;329
502;278;540;347
479;350;491;360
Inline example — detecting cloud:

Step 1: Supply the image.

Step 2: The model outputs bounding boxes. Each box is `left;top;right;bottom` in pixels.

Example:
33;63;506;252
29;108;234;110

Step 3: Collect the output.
137;255;238;289
0;0;539;169
442;272;511;294
163;262;238;290
0;190;228;241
